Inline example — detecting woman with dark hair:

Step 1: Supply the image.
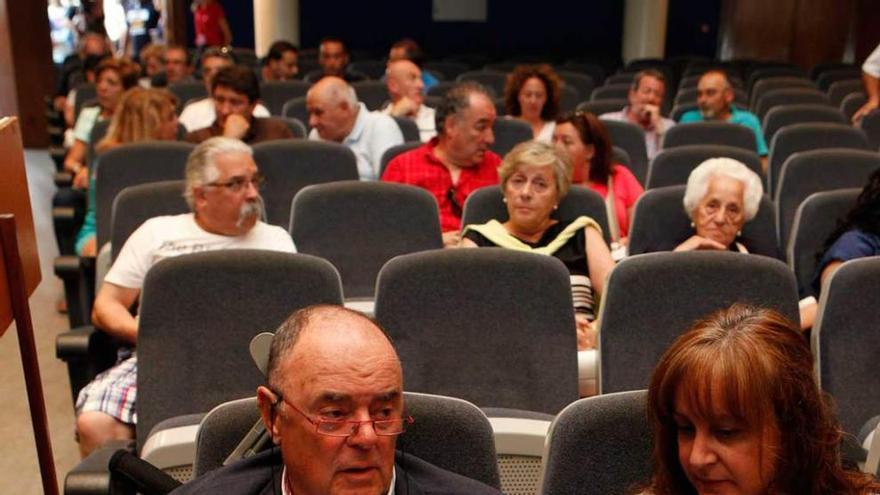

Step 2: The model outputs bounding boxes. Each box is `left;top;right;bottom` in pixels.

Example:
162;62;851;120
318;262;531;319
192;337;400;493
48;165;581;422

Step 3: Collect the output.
503;64;561;142
641;304;880;495
801;168;880;329
553;111;643;243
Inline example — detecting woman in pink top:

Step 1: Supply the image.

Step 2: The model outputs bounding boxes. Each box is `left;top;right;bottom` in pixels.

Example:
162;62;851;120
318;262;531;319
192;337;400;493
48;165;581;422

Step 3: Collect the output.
191;0;232;48
553;111;643;244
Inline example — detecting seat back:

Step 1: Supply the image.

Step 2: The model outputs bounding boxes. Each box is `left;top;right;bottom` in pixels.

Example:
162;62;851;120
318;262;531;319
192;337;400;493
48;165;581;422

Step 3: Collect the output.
576;98;628;117
352;80;390;111
590;83;631;101
455;70;506;97
491;118;532;157
787;188;860;297
74;82;97;121
746;66;808;94
194;392;501;487
462;185;612;244
816;68;861;91
814;257;880;436
168;82;207;113
828;79;864;106
379;141;422;179
290;181;443;298
94;141;195;247
749;76;815;109
281;96;309;130
767;123;871;194
424;61;469;80
348;60;386;79
252;140;359;227
374;249;579;414
557;71;595;103
391;115;420;142
775;149;880;253
540;390;651;495
110;181;190;260
259;80;310;116
762;104;846;144
598;251;799;393
628;185;779;259
861;109;880;150
645;145;761;189
600;119;649;186
137;250;343;451
662;121;757;152
754;88;830;121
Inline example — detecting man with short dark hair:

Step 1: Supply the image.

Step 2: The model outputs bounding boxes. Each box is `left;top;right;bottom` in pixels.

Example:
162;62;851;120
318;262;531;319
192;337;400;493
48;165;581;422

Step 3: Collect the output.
261;40;299;82
179;47;271;132
601;69;675;159
76;138;295;457
307;76;403;180
186;65;293;143
306;37;367;83
679;70;768;169
171;305;503;495
382;82;500;246
163;45;196;85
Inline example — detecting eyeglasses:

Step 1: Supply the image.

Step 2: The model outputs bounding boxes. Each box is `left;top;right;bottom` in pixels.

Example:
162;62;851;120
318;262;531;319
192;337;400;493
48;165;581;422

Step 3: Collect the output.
205;173;266;193
446;186;463;218
271;390;414;438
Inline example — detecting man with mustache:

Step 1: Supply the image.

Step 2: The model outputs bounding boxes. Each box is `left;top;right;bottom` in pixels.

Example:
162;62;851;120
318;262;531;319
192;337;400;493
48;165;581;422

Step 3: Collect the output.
172;305;503;495
679;70;769;171
75;137;295;457
382;82;500;247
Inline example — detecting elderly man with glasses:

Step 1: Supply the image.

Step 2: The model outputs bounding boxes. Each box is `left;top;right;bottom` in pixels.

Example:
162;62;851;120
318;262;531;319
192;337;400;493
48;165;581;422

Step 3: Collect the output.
172;305;502;494
75;137;295;457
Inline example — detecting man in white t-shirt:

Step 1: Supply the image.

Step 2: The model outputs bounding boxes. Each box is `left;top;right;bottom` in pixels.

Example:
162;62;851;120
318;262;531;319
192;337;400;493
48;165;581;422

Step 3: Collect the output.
74;137;295;457
382;59;436;142
307;76;404;181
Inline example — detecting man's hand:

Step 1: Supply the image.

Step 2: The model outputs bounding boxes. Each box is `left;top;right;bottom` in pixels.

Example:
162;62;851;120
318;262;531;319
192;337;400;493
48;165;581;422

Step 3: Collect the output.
442;230;461;248
575;315;597;351
674;235;728;252
387;96;420;118
640;103;662;130
223;113;251;140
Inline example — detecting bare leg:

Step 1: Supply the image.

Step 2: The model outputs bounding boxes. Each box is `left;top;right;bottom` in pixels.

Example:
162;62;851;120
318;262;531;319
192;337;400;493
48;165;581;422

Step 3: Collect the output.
76;411;134;458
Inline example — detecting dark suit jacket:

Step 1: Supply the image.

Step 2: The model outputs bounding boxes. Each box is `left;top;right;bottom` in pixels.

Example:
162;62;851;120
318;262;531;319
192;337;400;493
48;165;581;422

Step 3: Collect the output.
171;448;502;495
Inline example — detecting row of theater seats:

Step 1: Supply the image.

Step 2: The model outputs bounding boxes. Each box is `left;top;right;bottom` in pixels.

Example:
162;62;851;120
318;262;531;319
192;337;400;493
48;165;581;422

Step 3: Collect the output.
61;245;880;493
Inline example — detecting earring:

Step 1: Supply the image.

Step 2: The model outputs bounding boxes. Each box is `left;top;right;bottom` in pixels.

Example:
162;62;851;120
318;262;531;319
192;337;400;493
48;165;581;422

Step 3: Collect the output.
502;197;507;203
690;221;695;228
553;205;559;210
737;230;742;237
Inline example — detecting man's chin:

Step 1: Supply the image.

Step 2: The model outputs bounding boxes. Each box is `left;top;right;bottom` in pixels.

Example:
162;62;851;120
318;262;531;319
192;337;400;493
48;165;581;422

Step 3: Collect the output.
331;468;387;494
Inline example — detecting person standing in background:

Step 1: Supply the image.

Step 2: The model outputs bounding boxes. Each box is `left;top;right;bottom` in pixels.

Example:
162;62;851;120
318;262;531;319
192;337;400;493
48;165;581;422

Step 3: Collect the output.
191;0;231;48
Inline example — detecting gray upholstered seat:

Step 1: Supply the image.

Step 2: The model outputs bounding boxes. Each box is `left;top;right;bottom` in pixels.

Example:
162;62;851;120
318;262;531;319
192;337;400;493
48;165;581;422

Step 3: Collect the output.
491;118;532;157
540;390;651;495
828;79;864;106
251;140;359;227
390;115;420;142
628;185;779;259
352;80;390;111
775;149;880;253
841;93;868;122
280;96;308;130
590;83;630;101
813;257;880;438
289;181;442;299
461;185;611;244
600;119;649;186
748;76;815;109
598;251;799;394
645;144;762;189
374;248;579;415
557;71;595;104
860;109;880;150
193;392;501;488
576;98;627;117
761;104;846;144
662;121;757;152
746;66;808;95
767;123;871;195
109;181;190;260
423;61;469;80
455;70;506;97
168;82;207;113
258;80;310;116
787;188;859;297
379;141;422;179
754;88;830;121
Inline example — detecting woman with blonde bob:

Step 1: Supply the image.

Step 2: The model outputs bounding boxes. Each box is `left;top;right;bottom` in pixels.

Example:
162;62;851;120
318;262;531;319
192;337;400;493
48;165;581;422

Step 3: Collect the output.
641;304;880;495
74;87;179;256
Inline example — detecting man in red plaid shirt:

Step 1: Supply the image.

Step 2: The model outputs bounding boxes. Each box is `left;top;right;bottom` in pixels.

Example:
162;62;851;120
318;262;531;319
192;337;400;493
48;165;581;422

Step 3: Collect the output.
382;82;501;246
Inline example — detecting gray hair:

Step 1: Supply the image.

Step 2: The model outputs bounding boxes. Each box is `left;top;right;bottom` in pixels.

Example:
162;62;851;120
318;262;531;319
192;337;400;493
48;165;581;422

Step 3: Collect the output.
435;81;493;137
498;140;573;199
683;157;764;221
184;137;253;208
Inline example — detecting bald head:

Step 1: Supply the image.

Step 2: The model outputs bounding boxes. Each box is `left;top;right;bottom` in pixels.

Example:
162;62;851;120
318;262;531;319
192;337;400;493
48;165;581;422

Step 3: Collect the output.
306;77;359;142
386;60;424;105
697;70;735;120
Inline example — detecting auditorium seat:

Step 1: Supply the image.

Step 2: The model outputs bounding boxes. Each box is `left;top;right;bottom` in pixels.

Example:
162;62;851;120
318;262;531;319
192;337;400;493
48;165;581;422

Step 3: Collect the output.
767;123;871;195
775;149;880;252
597;251;799;394
455;70;507;97
540;390;651;495
590;83;630;101
627;185;778;258
576;98;628;117
860;110;880;150
786;188;859;297
259;80;310;116
754;88;830;121
379;141;422;178
251;140;359;227
645;144;761;189
600;119;649;185
289;181;442;299
168;82;207;113
352;80;390;111
491;118;532;157
761;103;846;143
280;96;309;130
749;76;815;109
828;79;865;107
662;121;757;152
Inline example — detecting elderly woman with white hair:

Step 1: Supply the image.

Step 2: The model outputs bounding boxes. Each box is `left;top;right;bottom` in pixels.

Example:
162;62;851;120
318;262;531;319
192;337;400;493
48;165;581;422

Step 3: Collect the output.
674;157;764;253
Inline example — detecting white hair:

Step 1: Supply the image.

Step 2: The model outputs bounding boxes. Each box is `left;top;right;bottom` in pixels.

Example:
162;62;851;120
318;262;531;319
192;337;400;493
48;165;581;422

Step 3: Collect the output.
184;137;253;208
682;157;764;221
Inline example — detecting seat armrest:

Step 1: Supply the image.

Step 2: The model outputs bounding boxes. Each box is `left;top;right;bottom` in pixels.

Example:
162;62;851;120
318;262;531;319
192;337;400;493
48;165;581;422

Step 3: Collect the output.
56;325;120;406
56;325;99;361
63;440;133;495
55;171;73;187
55;255;96;329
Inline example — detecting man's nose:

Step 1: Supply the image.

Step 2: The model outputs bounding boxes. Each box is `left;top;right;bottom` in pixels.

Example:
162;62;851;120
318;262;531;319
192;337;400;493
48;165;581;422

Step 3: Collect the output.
484;126;495;146
346;420;380;449
308;114;319;128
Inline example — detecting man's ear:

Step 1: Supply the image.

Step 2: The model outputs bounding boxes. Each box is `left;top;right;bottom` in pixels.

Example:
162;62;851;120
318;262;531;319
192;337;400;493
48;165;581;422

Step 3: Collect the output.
256;386;281;445
443;115;456;136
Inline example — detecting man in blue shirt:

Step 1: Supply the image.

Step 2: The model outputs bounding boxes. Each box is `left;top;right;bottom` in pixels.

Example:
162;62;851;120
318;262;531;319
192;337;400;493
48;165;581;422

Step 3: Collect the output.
679;70;768;172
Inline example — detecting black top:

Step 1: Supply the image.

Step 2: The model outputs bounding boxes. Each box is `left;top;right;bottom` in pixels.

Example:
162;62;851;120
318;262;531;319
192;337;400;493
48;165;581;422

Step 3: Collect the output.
464;221;588;277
